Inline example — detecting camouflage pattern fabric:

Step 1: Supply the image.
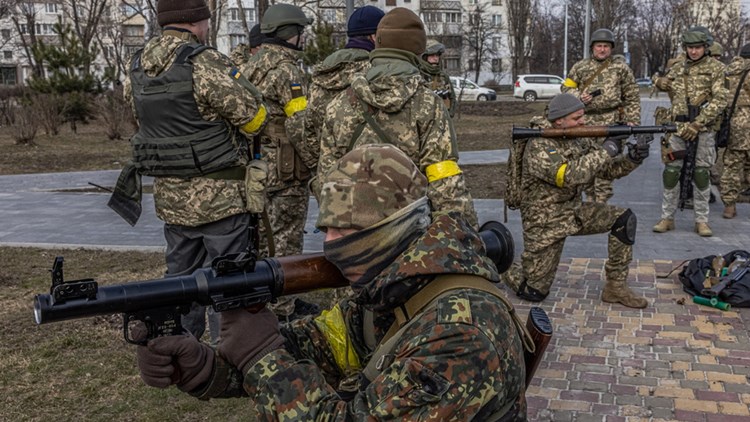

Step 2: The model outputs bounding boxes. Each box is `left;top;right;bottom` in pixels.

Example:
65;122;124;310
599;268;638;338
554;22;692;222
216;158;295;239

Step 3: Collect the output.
562;55;641;203
193;213;527;421
316;48;478;228
419;61;456;117
303;48;371;171
123;30;263;227
229;43;252;67
720;57;750;206
659;54;727;222
503;118;641;296
240;43;312;316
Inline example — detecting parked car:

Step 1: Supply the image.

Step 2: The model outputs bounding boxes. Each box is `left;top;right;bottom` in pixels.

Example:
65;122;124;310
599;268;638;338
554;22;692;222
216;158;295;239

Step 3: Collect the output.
449;76;497;101
513;74;564;101
636;78;653;88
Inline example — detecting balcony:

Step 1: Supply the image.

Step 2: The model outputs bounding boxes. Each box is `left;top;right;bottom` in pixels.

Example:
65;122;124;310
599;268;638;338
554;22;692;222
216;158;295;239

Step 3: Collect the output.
421;0;461;11
317;0;366;8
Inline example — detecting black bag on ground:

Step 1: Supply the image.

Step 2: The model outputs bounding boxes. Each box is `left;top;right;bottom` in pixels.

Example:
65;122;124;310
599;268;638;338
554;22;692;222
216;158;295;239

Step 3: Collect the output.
678;250;750;307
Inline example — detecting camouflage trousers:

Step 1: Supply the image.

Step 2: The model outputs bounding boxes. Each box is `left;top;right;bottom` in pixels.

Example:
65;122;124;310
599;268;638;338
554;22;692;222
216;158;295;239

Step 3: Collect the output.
163;213;251;346
660;132;717;223
505;203;632;296
720;148;750;205
260;188;309;317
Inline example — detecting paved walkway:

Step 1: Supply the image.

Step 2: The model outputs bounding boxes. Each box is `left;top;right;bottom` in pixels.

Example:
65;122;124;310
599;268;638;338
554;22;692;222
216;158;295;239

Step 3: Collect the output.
2;96;749;420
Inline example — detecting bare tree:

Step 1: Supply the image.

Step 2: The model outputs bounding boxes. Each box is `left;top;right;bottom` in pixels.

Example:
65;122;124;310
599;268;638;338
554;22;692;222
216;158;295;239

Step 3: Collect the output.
95;9;129;83
506;0;531;80
10;0;44;77
237;0;252;39
121;0;159;40
527;3;565;75
62;0;108;75
462;3;500;83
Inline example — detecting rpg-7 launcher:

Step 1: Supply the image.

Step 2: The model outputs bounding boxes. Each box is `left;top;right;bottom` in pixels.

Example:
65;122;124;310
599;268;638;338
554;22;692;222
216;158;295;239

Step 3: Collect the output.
511;124;677;142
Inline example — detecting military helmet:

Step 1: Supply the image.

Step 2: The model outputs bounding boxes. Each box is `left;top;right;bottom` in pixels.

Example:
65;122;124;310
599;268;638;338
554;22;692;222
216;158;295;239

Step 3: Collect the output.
590;28;615;48
260;4;313;34
682;30;709;47
423;39;446;57
687;25;714;46
708;42;723;57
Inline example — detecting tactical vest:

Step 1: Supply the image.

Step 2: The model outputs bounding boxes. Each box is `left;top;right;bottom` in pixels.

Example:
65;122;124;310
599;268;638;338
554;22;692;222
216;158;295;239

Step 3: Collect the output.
129;43;243;178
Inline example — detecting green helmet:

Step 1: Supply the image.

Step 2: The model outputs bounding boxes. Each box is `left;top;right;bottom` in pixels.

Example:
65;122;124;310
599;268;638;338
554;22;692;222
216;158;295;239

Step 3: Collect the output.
590;28;615;48
682;30;709;47
687;25;714;47
423;39;445;57
708;42;723;57
260;4;313;34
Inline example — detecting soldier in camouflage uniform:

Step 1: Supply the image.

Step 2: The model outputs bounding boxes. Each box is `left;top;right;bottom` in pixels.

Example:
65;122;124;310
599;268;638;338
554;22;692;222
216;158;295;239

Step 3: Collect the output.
134;144;528;420
239;4;319;319
652;30;727;237
420;39;457;117
502;94;650;308
720;44;750;219
303;6;384;172
316;8;478;228
229;23;263;67
561;28;641;203
114;0;267;345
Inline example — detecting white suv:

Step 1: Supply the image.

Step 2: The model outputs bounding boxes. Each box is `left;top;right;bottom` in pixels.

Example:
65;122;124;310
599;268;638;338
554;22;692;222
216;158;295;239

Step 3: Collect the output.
450;76;497;101
514;74;563;101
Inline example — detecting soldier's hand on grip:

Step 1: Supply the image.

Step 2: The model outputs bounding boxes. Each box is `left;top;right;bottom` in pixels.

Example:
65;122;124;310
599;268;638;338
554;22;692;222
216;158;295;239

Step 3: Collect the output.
677;122;701;142
217;306;285;372
627;134;652;163
655;77;672;91
602;138;622;157
136;332;214;392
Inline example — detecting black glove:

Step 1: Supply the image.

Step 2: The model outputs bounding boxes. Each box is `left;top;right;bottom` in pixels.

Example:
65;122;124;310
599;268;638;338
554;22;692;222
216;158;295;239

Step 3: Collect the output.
136;333;214;392
602;138;622;157
218;306;285;372
628;134;652;163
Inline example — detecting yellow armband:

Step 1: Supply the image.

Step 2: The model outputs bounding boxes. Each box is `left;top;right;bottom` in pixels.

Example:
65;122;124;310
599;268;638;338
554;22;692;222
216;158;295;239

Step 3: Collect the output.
240;104;267;135
313;304;361;374
555;163;568;187
283;96;307;117
562;78;578;88
425;160;462;183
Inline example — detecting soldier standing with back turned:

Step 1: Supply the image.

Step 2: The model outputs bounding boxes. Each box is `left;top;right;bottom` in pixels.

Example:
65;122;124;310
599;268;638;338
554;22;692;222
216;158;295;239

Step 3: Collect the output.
240;4;319;320
561;28;640;203
652;30;727;237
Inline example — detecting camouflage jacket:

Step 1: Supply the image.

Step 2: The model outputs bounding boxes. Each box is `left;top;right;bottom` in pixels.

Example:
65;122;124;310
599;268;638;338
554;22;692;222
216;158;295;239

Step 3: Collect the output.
229;43;253;67
303;48;371;170
664;54;727;130
316;48;478;228
562;56;641;125
194;213;527;421
123;30;264;226
419;61;457;117
724;56;750;150
520;118;640;232
240;44;314;194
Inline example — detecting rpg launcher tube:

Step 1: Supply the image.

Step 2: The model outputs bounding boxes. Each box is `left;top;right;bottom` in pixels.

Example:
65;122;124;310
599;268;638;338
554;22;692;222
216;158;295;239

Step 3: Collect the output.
693;296;731;311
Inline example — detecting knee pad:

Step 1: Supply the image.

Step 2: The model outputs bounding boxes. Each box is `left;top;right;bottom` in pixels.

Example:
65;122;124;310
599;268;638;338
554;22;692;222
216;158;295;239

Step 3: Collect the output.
694;167;711;190
663;166;681;189
611;209;637;245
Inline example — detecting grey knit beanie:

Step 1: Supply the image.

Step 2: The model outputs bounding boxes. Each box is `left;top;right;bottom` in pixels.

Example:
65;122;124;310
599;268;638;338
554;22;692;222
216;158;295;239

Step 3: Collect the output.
548;93;585;121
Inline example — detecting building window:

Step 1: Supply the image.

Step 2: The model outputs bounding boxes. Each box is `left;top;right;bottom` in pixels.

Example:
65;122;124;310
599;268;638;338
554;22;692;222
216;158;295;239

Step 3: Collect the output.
446;12;461;23
1;29;10;39
120;4;139;17
3;51;12;60
0;66;17;85
468;59;477;71
444;57;460;71
123;25;144;38
229;8;255;22
492;0;501;5
230;34;246;49
492;14;502;26
492;36;502;50
491;58;502;72
45;3;59;13
386;0;396;6
322;9;337;23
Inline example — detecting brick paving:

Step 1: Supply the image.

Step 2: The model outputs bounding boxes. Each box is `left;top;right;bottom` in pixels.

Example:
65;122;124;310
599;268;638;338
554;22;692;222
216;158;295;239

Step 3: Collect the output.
508;258;750;421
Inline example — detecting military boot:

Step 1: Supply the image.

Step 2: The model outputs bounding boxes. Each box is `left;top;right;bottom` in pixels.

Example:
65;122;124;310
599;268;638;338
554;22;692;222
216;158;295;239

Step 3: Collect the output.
695;222;713;237
723;204;737;219
500;262;523;293
652;219;674;233
601;279;648;308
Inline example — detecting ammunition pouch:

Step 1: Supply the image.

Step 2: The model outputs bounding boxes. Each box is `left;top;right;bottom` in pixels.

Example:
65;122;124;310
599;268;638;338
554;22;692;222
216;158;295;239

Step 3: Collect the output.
268;121;311;183
245;159;268;213
654;106;672;125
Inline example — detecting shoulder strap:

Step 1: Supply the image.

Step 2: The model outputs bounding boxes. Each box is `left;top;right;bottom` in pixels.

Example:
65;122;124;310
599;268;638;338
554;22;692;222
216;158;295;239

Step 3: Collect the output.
362;274;535;383
728;68;750;119
580;59;611;92
345;87;392;151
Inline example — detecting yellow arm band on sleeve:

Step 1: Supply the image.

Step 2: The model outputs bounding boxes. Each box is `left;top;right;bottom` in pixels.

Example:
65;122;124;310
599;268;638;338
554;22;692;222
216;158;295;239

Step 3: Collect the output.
555;163;568;188
241;104;267;135
562;78;578;88
313;304;361;374
283;96;307;117
425;160;462;183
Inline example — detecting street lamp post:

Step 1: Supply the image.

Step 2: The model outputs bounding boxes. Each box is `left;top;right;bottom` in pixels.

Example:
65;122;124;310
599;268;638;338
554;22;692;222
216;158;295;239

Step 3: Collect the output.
563;0;569;78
